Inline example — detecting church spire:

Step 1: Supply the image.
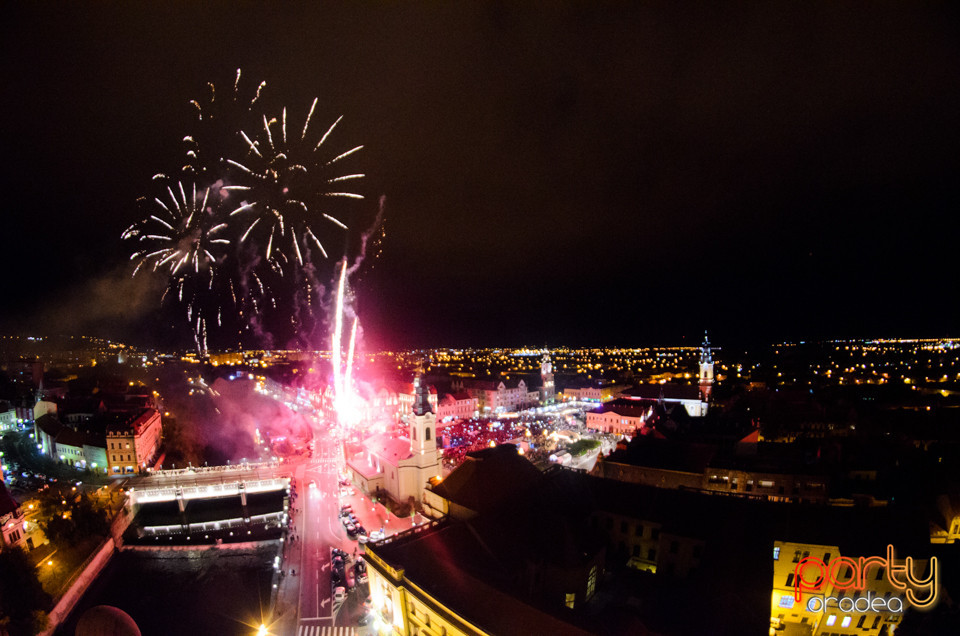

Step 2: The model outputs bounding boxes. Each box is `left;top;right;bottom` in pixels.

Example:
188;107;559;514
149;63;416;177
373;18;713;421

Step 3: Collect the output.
699;330;715;407
413;374;433;416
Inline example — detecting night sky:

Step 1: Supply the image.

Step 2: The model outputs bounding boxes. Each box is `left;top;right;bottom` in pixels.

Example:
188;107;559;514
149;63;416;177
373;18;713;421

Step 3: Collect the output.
3;3;959;351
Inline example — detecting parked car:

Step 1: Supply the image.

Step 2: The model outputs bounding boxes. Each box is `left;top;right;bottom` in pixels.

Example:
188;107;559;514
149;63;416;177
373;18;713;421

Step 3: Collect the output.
368;530;385;542
333;587;347;604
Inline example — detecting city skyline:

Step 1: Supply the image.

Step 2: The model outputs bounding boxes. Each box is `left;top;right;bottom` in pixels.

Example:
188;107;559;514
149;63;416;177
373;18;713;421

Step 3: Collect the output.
3;3;959;351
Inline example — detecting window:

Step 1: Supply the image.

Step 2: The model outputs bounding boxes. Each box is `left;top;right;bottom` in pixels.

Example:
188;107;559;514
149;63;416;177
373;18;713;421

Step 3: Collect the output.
670;541;679;554
648;548;656;560
785;574;795;587
841;616;851;628
633;545;641;557
635;524;644;536
621;521;628;533
825;614;836;626
425;428;431;441
857;615;866;628
876;567;885;581
565;592;575;609
793;550;802;563
773;547;780;560
651;528;659;540
587;565;597;599
823;553;831;564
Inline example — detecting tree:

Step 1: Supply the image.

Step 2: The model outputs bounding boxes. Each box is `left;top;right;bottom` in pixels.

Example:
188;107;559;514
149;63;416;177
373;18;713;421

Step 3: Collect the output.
0;547;52;636
37;489;108;547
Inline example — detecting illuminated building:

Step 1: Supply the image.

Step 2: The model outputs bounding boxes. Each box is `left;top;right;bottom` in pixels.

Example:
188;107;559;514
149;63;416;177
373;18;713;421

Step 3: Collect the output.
541;351;556;404
769;541;929;635
560;383;630;403
106;408;162;476
591;436;832;504
208;351;243;366
617;384;708;417
435;391;477;422
930;494;960;544
365;521;595;636
699;330;714;405
346;377;442;504
0;403;16;432
585;399;654;436
452;377;536;412
33;413;108;473
0;482;26;551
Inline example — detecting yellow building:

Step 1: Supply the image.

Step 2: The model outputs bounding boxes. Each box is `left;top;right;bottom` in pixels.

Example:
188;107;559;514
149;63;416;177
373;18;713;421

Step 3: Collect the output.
770;540;931;635
106;408;162;475
364;523;594;636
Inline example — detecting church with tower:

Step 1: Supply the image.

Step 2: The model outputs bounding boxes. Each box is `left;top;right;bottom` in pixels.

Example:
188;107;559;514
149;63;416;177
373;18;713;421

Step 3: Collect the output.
540;351;556;404
699;330;714;405
345;375;442;505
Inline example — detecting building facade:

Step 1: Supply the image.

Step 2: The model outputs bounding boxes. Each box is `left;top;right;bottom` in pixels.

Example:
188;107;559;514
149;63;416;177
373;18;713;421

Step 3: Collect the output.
0;483;26;551
541;352;556;404
585;400;654;436
436;392;478;422
106;408;162;476
346;377;443;504
699;330;714;405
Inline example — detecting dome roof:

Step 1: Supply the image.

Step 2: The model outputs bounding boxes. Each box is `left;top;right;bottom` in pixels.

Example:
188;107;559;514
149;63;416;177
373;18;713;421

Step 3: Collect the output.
75;605;141;636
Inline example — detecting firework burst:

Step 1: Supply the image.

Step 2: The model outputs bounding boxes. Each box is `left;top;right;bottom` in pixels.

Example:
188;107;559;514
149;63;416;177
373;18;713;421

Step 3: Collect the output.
183;68;268;177
225;99;365;272
125;72;377;352
123;177;269;352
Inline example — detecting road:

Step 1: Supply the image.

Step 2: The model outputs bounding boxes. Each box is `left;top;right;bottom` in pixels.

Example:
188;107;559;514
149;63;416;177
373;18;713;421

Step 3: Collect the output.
296;431;343;628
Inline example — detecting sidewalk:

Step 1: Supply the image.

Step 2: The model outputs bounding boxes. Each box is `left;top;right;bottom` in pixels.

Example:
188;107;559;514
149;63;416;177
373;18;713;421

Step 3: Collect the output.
338;488;421;548
270;465;304;636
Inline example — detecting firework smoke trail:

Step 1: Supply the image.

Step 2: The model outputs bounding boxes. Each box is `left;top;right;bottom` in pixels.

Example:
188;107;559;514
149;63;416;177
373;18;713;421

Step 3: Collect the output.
346;195;386;277
345;316;358;400
331;259;347;414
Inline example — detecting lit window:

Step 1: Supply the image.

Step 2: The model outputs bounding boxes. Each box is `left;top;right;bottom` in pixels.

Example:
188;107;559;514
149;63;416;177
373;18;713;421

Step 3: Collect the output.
841;616;851;628
826;615;836;626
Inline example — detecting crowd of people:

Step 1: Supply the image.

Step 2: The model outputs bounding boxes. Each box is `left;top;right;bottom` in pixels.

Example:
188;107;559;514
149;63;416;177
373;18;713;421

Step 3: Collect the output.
436;413;572;469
